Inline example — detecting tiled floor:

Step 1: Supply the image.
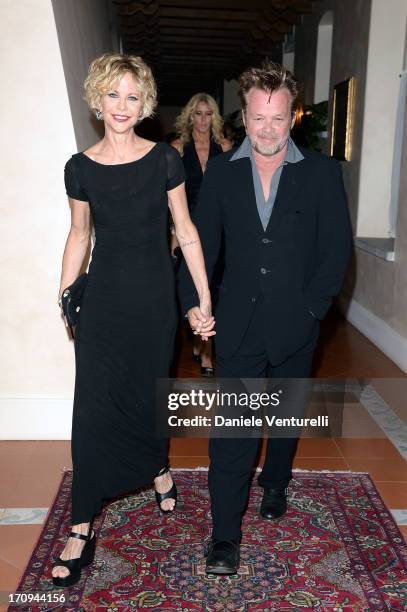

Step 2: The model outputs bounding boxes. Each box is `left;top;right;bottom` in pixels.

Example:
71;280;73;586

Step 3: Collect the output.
1;310;406;600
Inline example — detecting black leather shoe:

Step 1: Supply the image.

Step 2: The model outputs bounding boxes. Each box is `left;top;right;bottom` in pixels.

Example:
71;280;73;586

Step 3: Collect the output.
260;487;288;520
205;540;240;575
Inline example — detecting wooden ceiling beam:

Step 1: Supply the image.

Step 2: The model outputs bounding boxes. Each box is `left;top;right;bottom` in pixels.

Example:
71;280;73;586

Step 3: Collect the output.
124;33;247;52
262;7;303;24
115;0;314;11
159;36;244;45
121;20;293;42
126;49;279;64
159;55;233;62
290;0;314;12
157;57;241;65
159;48;243;57
158;17;252;30
255;6;305;28
121;18;250;34
116;2;159;17
121;17;300;35
157;76;238;83
160;27;283;40
157;73;229;78
116;0;314;104
251;25;291;39
161;28;245;38
124;25;246;38
158;74;222;80
157;0;285;8
124;41;245;53
157;75;230;80
119;7;258;25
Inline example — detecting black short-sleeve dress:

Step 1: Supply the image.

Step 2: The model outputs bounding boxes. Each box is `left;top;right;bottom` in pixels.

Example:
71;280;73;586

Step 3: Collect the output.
64;143;185;523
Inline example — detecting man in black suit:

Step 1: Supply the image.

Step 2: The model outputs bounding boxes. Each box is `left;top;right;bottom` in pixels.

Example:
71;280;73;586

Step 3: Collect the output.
178;61;352;574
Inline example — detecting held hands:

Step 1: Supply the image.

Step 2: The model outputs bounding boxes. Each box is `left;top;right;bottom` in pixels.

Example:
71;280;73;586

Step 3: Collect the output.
187;302;216;341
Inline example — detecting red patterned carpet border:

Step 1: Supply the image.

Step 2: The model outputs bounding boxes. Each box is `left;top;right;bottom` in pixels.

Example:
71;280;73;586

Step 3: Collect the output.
11;470;407;611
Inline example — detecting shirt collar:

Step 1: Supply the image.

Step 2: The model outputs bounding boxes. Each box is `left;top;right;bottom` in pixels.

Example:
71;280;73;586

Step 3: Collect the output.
230;135;304;164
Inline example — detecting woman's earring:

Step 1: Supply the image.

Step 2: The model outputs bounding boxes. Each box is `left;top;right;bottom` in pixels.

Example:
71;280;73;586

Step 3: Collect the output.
96;110;103;120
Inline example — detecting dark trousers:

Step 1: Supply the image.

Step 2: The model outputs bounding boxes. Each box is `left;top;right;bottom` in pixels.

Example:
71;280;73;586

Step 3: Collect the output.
209;298;314;541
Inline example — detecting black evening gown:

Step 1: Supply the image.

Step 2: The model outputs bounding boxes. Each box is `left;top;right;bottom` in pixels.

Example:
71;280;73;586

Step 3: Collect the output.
64;143;185;524
182;138;223;213
180;138;224;296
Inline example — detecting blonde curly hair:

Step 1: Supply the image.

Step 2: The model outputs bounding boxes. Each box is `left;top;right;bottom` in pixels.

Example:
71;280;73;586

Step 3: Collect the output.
84;53;157;121
175;93;224;153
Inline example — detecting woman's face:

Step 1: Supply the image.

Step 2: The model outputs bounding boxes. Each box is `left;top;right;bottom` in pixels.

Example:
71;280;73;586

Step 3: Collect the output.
100;71;142;132
191;101;213;135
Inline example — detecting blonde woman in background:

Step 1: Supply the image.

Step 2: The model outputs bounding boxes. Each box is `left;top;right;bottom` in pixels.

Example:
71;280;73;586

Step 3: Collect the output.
171;93;231;376
52;54;214;587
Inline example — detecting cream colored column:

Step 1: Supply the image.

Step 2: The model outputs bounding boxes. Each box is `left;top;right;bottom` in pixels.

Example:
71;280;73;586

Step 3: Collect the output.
0;1;77;438
357;0;406;237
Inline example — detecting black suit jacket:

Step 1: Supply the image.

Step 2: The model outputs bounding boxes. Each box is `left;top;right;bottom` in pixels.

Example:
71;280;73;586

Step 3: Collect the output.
178;146;352;364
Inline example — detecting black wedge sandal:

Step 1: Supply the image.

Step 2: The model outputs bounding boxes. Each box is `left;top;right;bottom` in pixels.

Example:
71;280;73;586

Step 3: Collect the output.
154;466;177;513
201;365;214;377
52;523;96;588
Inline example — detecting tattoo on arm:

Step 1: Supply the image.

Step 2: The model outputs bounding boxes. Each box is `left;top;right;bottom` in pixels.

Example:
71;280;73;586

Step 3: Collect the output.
180;239;198;248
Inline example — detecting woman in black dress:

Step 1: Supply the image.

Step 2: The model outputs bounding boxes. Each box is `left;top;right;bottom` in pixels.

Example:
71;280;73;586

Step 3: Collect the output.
171;94;231;376
52;54;215;587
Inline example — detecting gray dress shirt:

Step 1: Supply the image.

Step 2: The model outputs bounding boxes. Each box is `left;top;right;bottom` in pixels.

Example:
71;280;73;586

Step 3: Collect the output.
230;136;304;231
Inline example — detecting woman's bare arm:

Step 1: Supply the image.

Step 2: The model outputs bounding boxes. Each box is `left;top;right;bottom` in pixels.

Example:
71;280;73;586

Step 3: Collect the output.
168;183;215;338
58;199;91;299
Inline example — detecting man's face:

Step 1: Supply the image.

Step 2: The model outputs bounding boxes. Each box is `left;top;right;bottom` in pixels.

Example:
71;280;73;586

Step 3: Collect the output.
243;87;295;157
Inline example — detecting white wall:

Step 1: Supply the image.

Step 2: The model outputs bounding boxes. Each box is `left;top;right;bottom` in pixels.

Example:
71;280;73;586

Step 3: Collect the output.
295;0;407;372
294;0;370;233
314;14;333;103
282;51;294;73
0;0;77;438
0;1;117;439
52;0;117;151
357;0;406;237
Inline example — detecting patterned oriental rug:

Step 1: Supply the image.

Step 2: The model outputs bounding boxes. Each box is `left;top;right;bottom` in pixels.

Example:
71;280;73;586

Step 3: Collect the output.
12;470;407;611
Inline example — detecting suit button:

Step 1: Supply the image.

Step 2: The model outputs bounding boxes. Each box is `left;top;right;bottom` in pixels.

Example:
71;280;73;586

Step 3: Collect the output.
251;297;256;302
262;238;271;244
260;267;267;275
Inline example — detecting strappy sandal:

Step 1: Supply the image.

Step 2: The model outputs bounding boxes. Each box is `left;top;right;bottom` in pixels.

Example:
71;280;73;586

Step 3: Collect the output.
201;365;214;377
154;466;177;513
52;523;96;588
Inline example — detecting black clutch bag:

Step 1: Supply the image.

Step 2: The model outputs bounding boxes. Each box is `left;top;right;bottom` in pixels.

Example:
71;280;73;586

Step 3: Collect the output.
172;246;182;274
61;273;88;334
